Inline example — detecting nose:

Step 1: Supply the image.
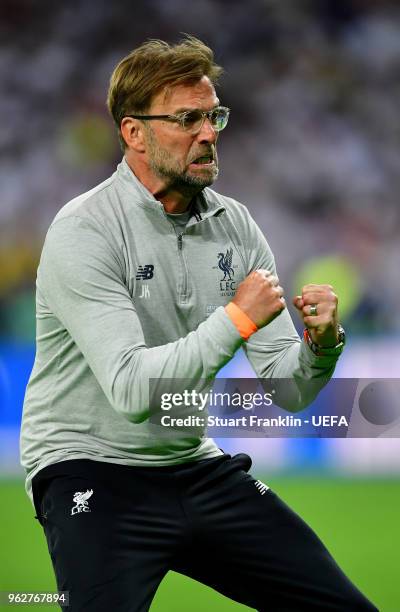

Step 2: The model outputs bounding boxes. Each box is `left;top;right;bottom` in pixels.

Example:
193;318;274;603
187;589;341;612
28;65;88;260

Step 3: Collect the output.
196;116;218;144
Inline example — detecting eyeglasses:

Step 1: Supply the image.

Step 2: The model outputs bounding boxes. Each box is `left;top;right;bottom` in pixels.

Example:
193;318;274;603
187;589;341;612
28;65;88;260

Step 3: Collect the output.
124;106;230;135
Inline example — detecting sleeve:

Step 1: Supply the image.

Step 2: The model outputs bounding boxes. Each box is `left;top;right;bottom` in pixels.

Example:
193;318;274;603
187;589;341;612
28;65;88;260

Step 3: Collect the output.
239;211;340;411
38;216;243;423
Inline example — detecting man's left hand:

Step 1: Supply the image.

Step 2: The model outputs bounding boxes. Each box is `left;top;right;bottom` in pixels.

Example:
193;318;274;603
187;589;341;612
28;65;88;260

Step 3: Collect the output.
293;284;339;347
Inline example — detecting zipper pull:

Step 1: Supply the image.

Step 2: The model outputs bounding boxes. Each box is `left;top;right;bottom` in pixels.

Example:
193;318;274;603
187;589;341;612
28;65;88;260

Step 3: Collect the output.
177;233;183;250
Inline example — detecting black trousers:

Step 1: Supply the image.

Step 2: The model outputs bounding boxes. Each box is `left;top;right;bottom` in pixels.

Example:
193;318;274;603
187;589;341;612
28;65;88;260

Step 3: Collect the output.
32;454;378;611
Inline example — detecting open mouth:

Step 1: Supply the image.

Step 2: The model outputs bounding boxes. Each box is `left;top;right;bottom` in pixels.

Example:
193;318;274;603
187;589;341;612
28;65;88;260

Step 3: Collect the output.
190;155;214;165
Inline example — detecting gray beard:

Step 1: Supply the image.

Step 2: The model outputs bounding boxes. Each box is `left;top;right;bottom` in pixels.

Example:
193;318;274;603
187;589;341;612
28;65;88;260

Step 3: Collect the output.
145;125;219;194
149;160;219;193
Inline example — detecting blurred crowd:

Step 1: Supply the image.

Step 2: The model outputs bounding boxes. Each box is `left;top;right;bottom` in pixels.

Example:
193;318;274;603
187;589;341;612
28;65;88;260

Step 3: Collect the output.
1;0;400;341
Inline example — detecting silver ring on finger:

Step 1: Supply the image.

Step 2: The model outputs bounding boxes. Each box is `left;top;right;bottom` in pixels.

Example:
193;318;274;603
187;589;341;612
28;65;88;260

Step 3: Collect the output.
309;304;318;316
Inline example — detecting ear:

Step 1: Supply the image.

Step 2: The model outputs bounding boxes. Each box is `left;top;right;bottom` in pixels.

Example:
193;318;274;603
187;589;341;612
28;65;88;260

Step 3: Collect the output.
120;117;146;153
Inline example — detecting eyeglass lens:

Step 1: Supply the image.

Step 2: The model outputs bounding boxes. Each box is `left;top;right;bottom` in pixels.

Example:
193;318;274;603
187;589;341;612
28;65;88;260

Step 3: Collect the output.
182;108;229;132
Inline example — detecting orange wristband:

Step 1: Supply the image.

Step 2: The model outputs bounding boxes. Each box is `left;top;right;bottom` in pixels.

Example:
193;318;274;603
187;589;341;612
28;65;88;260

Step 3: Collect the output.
225;302;258;341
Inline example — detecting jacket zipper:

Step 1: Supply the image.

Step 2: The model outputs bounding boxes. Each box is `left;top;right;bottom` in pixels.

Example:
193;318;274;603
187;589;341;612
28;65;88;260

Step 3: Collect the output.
177;232;188;303
172;207;225;304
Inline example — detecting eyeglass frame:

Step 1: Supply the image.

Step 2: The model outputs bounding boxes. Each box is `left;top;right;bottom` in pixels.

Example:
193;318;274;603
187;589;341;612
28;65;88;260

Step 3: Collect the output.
123;106;230;134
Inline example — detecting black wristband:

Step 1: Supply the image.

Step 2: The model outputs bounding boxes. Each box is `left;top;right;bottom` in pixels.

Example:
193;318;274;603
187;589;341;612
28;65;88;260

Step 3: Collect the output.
303;325;345;356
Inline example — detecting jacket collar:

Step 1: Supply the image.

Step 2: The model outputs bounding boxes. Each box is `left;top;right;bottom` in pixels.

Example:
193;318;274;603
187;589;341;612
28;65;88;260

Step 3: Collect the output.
116;157;225;223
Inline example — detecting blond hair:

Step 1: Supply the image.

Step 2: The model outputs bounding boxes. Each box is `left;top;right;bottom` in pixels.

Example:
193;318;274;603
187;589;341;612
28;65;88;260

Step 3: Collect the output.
107;35;223;150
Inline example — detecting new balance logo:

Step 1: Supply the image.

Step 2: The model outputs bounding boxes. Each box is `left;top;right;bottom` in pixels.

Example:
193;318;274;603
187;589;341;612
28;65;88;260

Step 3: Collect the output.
136;264;154;280
254;480;269;496
71;489;93;515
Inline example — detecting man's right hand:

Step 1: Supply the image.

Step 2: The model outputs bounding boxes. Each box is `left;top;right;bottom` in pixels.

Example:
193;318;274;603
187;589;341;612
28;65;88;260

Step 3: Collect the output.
231;269;286;329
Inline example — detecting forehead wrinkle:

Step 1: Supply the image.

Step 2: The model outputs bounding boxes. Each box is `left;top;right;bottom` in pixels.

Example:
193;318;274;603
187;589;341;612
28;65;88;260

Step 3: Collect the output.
151;77;218;112
172;102;221;114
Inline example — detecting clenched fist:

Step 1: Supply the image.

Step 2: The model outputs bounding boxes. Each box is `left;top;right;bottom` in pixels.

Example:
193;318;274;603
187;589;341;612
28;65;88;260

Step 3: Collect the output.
232;269;286;329
293;284;339;347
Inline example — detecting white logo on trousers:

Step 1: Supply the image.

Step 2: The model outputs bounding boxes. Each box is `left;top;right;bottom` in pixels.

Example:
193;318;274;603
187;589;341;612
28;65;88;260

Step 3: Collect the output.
254;480;269;495
71;489;93;515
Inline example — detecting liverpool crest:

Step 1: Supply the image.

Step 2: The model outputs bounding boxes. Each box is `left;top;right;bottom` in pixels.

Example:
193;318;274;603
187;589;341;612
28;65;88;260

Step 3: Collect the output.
71;489;93;516
213;247;238;296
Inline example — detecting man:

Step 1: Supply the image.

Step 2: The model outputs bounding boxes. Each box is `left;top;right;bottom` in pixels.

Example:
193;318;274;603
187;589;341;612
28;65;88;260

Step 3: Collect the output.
21;36;377;611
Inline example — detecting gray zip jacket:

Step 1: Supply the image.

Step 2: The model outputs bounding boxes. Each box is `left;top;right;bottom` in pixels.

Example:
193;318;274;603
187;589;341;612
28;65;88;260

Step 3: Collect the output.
20;157;340;503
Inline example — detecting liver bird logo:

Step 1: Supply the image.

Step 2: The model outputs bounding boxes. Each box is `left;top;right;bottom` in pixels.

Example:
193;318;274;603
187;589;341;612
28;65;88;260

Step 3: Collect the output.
71;489;93;515
218;248;234;281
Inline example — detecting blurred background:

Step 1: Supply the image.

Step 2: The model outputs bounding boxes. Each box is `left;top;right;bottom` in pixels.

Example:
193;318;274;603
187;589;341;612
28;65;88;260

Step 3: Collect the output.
0;0;399;609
